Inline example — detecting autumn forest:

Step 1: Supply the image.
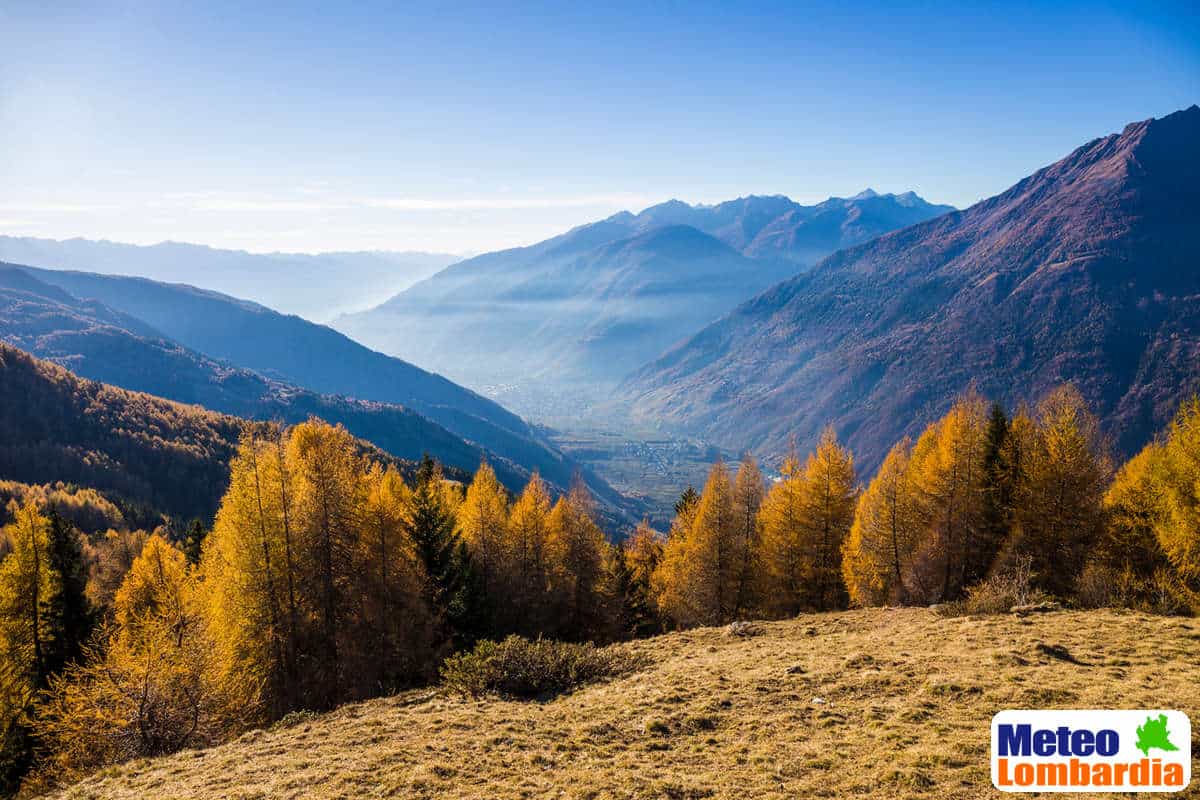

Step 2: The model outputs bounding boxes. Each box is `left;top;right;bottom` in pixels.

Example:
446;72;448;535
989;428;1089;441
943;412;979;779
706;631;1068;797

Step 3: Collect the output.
2;377;1199;793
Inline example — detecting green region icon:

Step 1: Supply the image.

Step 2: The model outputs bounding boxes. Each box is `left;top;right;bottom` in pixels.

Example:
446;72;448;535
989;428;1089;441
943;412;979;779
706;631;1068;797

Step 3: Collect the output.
1135;714;1181;757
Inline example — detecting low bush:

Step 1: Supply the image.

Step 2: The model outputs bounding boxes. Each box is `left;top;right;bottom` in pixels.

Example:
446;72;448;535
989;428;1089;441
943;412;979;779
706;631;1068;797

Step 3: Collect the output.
441;635;648;699
961;555;1051;615
1076;564;1198;616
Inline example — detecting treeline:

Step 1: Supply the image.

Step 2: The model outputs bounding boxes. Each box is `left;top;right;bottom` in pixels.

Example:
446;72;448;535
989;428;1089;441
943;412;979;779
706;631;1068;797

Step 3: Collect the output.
2;386;1199;793
646;385;1199;628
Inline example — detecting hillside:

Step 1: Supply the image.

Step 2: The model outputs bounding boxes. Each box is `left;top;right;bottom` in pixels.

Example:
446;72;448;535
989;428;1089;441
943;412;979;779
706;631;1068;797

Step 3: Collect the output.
0;236;456;321
51;607;1200;799
623;106;1200;474
0;341;249;521
10;264;621;506
0;342;466;523
335;192;951;409
0;265;527;490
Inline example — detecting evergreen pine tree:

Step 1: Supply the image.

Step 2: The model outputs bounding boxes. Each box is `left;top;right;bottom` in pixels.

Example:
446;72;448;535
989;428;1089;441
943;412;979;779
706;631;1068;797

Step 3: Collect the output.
675;487;699;517
182;519;206;566
403;456;471;644
445;540;487;650
975;402;1012;585
44;509;93;674
603;543;636;640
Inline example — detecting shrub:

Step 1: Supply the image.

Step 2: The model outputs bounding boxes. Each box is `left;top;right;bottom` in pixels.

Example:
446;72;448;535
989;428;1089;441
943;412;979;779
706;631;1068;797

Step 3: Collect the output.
962;556;1050;615
1142;570;1200;616
1076;564;1198;616
441;635;647;699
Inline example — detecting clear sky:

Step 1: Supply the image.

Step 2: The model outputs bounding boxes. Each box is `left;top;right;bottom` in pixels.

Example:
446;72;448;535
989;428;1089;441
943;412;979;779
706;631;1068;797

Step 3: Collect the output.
1;1;1196;254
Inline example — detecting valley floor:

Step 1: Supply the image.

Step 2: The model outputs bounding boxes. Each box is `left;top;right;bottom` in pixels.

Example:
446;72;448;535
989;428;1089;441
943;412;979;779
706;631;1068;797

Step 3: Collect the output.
549;426;726;528
55;608;1200;799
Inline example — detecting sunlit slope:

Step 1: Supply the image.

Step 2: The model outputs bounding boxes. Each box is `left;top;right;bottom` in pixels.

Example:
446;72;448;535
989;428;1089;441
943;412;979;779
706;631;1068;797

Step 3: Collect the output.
56;608;1200;800
624;106;1200;475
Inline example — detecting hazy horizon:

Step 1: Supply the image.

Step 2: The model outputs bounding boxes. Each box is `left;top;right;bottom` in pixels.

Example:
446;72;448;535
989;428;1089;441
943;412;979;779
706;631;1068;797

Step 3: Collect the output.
0;187;945;257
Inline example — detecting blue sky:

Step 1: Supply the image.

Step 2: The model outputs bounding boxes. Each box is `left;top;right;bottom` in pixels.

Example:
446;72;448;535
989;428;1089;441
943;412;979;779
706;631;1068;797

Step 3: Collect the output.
1;1;1196;253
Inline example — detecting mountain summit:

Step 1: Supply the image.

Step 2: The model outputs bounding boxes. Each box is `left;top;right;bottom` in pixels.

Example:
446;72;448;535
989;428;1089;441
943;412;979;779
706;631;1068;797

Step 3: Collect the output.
336;190;952;409
622;106;1200;472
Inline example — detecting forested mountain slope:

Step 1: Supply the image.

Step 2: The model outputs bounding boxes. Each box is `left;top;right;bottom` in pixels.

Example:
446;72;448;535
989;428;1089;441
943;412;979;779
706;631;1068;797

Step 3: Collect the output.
335;192;951;398
0;342;249;521
0;342;471;523
622;106;1200;474
0;266;526;491
14;265;607;498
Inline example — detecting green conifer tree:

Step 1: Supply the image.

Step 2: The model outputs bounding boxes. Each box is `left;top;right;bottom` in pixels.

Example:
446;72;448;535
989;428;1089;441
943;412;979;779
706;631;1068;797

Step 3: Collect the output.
975;402;1012;585
404;455;473;646
43;509;94;674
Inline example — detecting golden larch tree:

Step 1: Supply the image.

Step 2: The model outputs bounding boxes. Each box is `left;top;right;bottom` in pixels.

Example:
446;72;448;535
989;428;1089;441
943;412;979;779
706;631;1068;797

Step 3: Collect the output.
286;420;364;707
653;461;736;628
0;501;60;770
730;455;766;618
35;535;232;784
1004;385;1111;595
202;432;291;715
842;438;919;606
759;452;806;615
906;392;988;603
456;461;509;601
1158;397;1200;580
503;472;553;635
358;463;431;690
546;479;608;640
113;534;191;647
795;428;857;610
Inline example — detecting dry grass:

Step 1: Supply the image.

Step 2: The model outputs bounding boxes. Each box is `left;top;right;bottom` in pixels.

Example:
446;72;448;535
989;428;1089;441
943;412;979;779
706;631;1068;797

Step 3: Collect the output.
53;608;1200;799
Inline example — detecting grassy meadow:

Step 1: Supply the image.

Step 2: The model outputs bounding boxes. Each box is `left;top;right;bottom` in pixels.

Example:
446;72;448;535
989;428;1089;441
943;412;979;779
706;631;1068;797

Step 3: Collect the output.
53;607;1200;800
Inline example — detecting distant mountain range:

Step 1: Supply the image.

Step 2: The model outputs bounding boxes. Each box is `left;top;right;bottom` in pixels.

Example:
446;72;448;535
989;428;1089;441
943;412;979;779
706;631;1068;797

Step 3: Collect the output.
0;236;458;322
335;191;953;405
0;264;632;520
622;106;1200;473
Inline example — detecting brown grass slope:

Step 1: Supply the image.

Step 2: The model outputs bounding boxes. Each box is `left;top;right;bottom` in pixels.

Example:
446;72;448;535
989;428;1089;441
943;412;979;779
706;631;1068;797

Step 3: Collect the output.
55;608;1200;799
